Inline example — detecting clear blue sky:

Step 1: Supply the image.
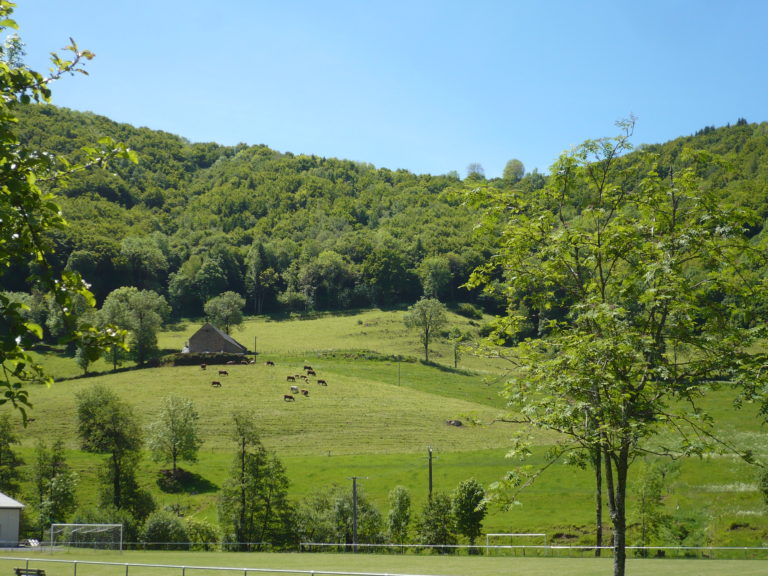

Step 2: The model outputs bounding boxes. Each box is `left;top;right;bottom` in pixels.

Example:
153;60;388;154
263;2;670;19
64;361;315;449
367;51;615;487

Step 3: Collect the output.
12;0;768;178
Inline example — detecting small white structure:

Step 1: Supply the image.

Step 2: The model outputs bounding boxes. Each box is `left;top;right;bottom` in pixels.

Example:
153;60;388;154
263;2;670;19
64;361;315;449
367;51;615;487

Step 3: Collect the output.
0;492;24;546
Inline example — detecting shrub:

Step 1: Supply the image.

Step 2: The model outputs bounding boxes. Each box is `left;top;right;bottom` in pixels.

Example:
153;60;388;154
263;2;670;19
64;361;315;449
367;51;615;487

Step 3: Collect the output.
185;517;220;551
455;303;483;320
141;510;189;550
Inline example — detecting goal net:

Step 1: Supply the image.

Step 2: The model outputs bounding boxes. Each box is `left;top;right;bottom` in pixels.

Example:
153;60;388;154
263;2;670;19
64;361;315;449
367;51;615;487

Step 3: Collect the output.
50;523;123;551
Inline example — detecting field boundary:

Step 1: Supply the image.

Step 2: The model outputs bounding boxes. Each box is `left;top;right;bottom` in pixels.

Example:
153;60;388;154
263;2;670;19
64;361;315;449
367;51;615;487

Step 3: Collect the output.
299;543;768;560
1;557;442;576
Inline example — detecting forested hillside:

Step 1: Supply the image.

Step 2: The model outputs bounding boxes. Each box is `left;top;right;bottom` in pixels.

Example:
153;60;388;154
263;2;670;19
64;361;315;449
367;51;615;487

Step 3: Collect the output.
8;105;512;318
7;106;768;323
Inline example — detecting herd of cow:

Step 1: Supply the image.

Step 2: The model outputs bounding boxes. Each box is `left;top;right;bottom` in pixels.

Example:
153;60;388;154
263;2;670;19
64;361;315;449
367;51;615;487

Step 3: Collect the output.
200;360;328;401
283;364;327;401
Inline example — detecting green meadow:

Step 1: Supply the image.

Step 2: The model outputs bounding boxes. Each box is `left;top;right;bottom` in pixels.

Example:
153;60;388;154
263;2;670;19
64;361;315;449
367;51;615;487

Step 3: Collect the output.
2;550;768;576
10;309;768;547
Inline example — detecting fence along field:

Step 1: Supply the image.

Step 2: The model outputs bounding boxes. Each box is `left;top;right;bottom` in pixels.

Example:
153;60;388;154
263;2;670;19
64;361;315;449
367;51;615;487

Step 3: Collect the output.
10;309;768;548
3;551;768;576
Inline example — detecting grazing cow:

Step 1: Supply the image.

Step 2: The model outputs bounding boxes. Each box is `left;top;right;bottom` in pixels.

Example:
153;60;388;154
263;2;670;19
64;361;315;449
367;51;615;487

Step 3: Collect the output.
307;369;316;376
283;394;295;402
301;389;309;397
218;370;229;376
200;364;207;370
265;360;275;366
211;381;222;388
290;385;299;394
287;375;296;382
303;365;313;371
317;379;327;386
300;374;308;381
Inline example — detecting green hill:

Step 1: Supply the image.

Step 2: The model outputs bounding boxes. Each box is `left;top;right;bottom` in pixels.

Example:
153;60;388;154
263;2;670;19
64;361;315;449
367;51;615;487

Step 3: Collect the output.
8;310;768;547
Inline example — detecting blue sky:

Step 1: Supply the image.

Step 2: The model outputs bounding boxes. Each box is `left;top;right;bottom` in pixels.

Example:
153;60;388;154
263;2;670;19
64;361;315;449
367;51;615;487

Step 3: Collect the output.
12;0;768;178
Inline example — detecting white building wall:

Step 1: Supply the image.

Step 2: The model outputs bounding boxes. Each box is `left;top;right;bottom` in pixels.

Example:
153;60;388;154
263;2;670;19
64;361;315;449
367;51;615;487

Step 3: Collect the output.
0;507;21;545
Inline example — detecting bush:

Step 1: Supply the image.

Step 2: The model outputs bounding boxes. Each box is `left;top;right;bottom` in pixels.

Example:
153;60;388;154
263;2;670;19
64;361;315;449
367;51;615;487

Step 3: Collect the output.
455;303;483;320
141;510;189;550
185;517;220;551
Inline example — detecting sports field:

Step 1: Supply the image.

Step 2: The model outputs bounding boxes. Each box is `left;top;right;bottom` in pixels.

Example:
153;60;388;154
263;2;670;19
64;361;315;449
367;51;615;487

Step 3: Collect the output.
2;550;768;576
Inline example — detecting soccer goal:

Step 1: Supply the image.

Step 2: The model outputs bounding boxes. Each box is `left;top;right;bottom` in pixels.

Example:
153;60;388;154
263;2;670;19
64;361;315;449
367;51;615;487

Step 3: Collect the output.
50;523;123;551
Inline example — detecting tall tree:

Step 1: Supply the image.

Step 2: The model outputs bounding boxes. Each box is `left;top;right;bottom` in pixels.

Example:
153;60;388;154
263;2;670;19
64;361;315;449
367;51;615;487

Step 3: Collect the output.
0;414;23;496
204;291;245;335
404;298;448;363
0;3;134;417
502;158;525;184
414;492;456;553
76;385;145;512
465;163;485;180
30;439;77;534
218;411;293;550
451;478;486;550
386;485;411;544
146;395;203;476
100;287;170;365
295;484;383;546
467;120;768;576
417;255;452;300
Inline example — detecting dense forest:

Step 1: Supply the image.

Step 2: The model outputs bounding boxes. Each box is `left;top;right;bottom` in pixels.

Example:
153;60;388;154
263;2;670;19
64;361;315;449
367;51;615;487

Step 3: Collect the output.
6;106;768;325
7;105;515;319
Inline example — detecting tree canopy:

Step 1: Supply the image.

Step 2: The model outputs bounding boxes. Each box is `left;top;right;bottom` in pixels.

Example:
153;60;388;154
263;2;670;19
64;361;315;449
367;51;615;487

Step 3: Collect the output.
468;120;768;576
0;2;133;417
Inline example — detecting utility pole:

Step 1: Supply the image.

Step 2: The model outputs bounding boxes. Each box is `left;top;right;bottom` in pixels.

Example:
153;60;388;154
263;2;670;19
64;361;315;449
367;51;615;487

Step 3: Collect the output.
349;476;367;552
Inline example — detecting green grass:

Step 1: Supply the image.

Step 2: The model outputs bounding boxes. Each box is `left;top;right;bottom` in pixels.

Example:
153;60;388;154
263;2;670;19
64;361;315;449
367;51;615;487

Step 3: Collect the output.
2;550;768;576
9;309;768;547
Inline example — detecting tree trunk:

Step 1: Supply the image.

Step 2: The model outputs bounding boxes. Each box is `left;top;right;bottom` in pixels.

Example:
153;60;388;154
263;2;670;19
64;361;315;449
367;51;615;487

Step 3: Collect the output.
612;442;629;576
594;447;603;557
604;439;630;576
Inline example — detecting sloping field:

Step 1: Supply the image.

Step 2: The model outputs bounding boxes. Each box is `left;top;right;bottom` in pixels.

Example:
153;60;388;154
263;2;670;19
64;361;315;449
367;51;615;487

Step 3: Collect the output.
10;309;768;544
15;361;516;456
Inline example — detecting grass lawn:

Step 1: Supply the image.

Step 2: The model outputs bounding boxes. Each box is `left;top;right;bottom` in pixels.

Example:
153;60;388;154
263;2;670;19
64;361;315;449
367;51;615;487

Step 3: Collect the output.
2;550;768;576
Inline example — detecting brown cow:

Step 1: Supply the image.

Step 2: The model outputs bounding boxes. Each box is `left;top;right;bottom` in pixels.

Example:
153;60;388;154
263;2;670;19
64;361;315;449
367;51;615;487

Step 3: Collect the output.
287;375;296;382
211;381;222;388
301;389;309;397
283;394;295;402
265;360;275;366
200;363;207;370
218;370;229;376
317;379;327;386
307;369;317;376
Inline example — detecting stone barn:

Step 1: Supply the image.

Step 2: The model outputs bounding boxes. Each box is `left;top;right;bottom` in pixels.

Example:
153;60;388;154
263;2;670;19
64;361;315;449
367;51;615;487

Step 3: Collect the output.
185;322;248;354
0;492;24;546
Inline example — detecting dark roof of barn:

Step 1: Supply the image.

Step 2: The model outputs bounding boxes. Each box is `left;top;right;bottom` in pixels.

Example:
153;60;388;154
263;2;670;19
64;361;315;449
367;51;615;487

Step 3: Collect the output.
188;322;248;354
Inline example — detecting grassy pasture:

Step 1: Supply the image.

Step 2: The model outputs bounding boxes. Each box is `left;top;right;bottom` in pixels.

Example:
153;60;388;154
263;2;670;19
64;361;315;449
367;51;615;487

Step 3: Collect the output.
9;309;768;544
